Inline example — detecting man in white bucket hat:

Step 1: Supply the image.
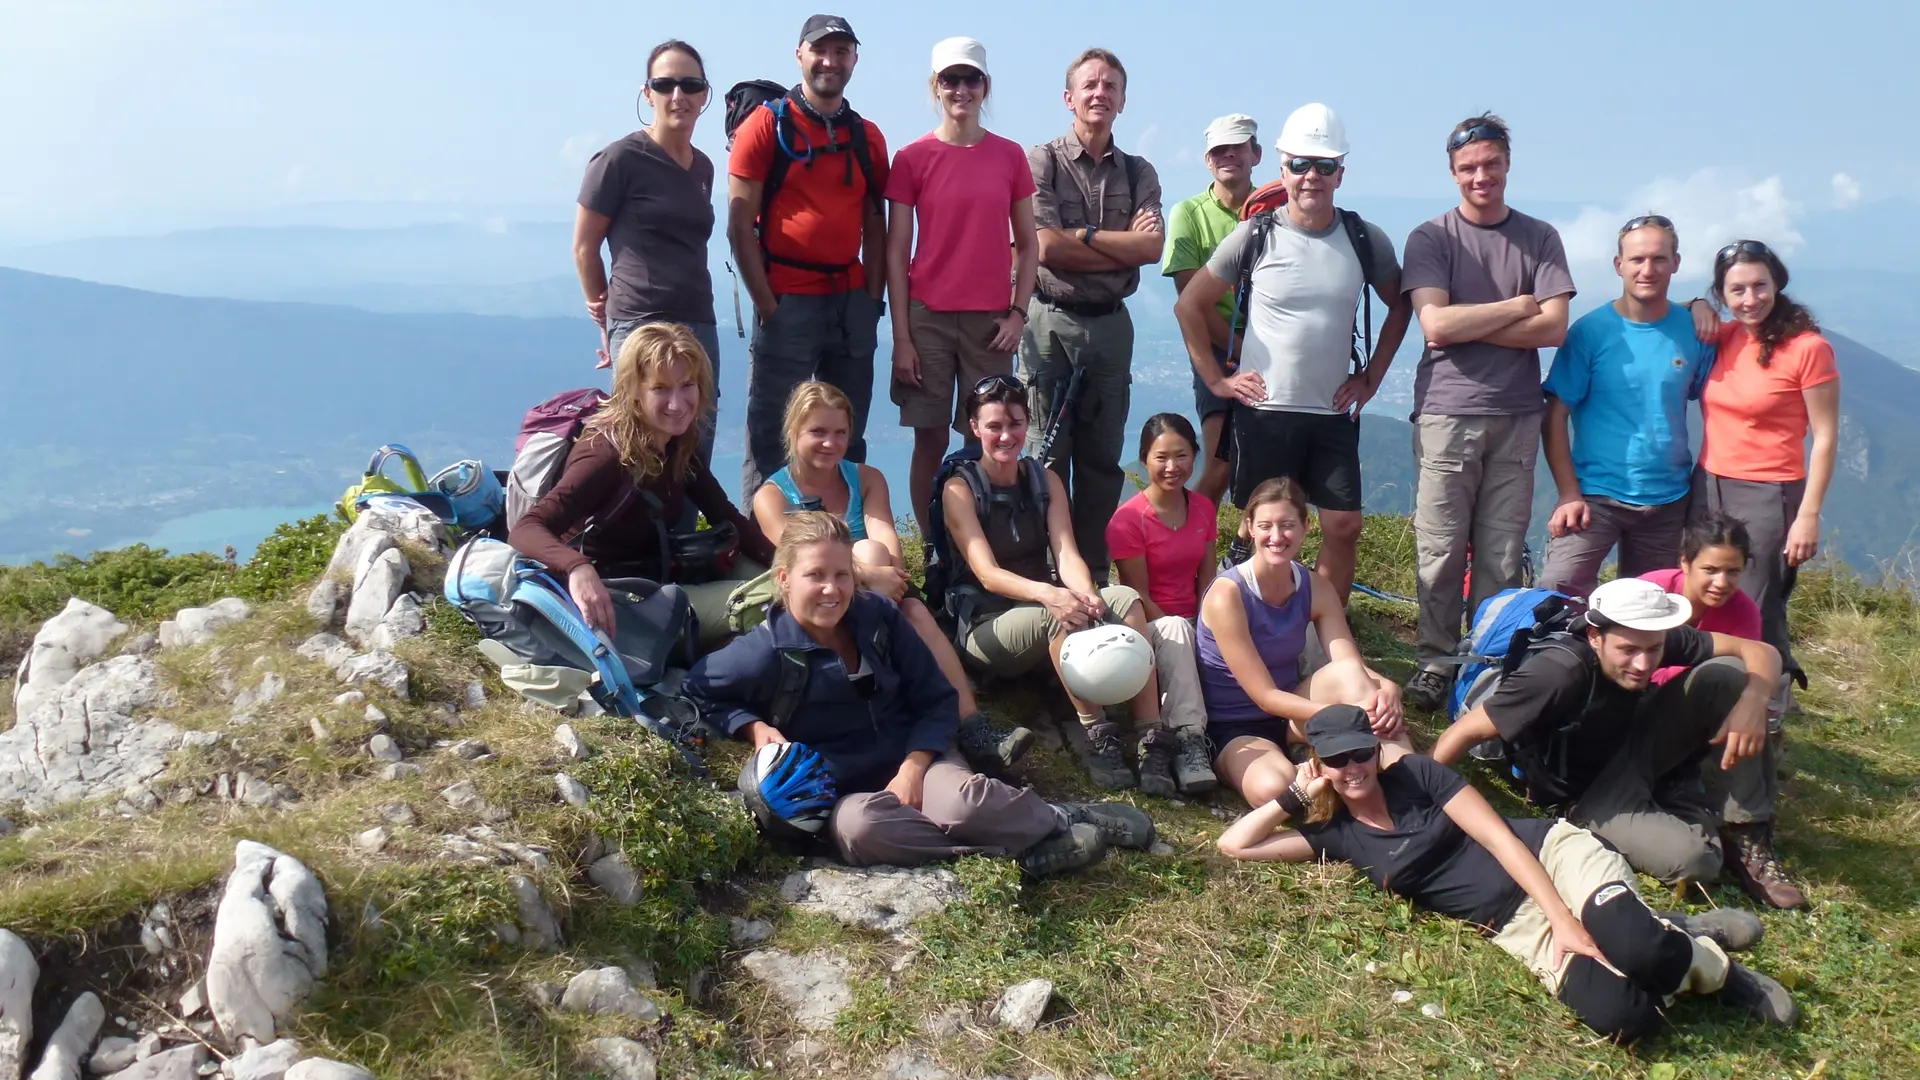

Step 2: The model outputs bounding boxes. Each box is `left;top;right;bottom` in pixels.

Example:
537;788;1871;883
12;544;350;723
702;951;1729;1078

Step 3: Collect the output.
1433;577;1803;906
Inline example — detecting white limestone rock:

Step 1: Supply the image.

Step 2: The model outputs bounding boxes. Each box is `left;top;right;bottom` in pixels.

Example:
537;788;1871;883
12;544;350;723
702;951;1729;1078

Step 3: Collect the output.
335;651;409;699
12;598;126;720
280;1063;372;1080
738;950;854;1032
368;594;424;651
304;579;344;628
580;1038;656;1080
586;853;640;905
991;978;1053;1034
439;782;488;815
217;1038;301;1080
553;774;589;809
0;930;37;1080
508;875;561;952
552;724;588;762
0;656;175;811
205;842;329;1046
323;521;391;583
100;1044;204;1080
158;598;251;650
559;968;659;1022
779;866;965;935
231;673;285;714
28;991;104;1080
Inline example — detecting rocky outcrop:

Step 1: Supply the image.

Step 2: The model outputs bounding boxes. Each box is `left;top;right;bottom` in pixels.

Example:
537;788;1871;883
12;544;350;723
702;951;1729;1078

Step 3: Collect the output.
738;950;854;1032
295;635;409;701
218;1037;301;1080
205;842;329;1046
158;598;252;650
0;930;36;1080
344;548;408;647
0;656;176;811
780;866;965;935
100;1044;204;1080
11;598;126;720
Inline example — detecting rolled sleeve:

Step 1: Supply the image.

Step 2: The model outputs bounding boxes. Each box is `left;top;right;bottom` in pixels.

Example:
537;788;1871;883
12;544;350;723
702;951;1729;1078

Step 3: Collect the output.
1028;145;1062;229
1532;227;1577;301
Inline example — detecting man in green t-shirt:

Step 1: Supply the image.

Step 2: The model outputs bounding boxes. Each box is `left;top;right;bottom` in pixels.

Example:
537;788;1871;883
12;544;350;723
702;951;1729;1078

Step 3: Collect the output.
1162;113;1260;503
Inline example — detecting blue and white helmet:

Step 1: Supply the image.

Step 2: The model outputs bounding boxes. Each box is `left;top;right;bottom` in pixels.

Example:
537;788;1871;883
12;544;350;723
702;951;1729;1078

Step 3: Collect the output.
738;742;838;841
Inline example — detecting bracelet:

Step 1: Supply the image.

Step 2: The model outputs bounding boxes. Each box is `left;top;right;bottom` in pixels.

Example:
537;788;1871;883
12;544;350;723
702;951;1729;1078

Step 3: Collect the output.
1004;305;1028;323
1080;225;1098;245
1275;783;1307;819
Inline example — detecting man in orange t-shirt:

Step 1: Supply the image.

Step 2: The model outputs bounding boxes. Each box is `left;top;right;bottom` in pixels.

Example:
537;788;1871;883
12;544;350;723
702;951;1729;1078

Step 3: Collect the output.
727;14;889;499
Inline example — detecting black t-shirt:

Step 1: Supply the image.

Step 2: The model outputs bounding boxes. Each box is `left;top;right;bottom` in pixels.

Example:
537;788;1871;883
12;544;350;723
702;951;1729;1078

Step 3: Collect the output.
577;131;717;324
1482;627;1716;807
1298;754;1554;930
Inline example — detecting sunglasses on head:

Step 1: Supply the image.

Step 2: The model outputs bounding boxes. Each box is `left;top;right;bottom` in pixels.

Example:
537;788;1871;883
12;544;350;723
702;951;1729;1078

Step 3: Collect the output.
1446;122;1508;153
647;76;709;96
1620;214;1674;235
1319;745;1378;769
972;373;1027;397
1715;239;1773;265
1284;156;1342;177
936;68;985;89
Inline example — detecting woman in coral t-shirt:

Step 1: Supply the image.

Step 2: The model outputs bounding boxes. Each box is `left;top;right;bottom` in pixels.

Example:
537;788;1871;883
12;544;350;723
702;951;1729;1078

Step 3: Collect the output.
884;37;1039;540
1691;240;1840;677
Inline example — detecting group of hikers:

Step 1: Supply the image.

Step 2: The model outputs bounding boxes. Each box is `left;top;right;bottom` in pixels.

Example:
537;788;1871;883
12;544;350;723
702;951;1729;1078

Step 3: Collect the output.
534;15;1843;1044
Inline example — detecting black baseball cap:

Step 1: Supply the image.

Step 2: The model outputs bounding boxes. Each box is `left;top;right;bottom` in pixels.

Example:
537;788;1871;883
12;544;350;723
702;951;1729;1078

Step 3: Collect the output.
799;14;859;45
1303;704;1379;758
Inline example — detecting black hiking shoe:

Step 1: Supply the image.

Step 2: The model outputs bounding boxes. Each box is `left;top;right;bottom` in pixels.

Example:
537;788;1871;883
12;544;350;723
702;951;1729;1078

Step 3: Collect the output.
957;711;1033;774
1136;727;1176;797
1719;961;1797;1026
1018;822;1108;879
1659;908;1766;952
1404;669;1451;713
1080;720;1136;790
1055;802;1156;849
1172;728;1218;795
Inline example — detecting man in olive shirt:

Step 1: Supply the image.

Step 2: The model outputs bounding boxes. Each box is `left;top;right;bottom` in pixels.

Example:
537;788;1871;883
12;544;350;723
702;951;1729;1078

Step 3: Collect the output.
1162;113;1260;504
1401;113;1575;711
1023;47;1164;581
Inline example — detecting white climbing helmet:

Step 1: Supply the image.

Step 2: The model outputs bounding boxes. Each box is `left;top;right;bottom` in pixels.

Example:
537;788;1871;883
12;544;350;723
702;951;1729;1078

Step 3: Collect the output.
1058;623;1154;706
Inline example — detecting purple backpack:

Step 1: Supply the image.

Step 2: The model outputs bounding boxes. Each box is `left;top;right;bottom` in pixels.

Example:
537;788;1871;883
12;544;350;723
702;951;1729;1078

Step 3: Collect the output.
503;388;609;530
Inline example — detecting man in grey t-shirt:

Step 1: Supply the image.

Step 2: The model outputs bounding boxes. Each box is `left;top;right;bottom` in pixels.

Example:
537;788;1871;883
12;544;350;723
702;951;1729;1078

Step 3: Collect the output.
1399;113;1576;710
1174;104;1410;601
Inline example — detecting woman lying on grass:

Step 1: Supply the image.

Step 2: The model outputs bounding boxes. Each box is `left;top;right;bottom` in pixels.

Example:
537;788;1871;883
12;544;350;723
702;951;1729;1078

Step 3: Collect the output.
1217;703;1796;1043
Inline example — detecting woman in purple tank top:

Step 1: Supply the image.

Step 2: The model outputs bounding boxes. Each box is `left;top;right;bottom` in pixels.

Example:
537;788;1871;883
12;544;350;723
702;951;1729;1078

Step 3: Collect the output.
1197;478;1408;805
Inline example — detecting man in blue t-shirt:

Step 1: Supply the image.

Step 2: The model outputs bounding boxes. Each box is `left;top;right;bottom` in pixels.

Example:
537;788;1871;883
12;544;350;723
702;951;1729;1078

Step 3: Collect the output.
1539;217;1713;598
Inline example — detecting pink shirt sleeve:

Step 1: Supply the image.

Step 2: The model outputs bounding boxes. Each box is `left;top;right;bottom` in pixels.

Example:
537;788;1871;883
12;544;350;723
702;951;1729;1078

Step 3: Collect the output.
1007;139;1037;201
884;141;920;205
1106;498;1147;561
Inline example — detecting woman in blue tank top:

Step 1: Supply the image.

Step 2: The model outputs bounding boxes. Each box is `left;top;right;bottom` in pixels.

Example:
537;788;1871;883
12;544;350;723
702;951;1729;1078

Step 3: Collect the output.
752;381;1003;756
1197;477;1407;806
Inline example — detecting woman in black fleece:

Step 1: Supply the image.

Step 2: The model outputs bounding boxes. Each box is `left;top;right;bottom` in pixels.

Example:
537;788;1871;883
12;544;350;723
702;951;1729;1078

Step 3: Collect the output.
509;323;773;650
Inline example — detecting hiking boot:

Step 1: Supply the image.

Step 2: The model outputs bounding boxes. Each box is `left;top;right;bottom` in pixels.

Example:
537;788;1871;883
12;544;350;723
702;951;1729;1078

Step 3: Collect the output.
1405;669;1451;713
1136;727;1177;797
957;711;1033;774
1718;961;1798;1026
1658;908;1766;952
1055;802;1156;849
1018;822;1108;879
1080;720;1136;790
1721;823;1808;909
1172;728;1218;795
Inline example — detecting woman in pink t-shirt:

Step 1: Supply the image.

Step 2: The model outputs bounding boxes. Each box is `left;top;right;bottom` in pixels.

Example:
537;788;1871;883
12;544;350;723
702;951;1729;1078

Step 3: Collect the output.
1107;414;1216;792
884;37;1039;540
1639;512;1763;686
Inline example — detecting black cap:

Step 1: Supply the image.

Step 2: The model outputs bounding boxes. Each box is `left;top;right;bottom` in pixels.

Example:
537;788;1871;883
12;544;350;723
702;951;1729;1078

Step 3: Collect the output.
1303;704;1379;758
799;14;859;45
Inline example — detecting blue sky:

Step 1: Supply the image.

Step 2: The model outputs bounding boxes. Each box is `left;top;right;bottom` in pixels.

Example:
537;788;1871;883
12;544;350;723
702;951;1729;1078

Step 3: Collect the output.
2;0;1915;270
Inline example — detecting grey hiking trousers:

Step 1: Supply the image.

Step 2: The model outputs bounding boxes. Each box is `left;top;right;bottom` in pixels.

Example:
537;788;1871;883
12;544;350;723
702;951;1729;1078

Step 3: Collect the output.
829;755;1060;867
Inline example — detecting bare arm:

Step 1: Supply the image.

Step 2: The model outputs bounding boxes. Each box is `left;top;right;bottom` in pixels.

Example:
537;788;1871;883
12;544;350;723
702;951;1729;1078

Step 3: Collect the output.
944;477;1061;605
1541;396;1590;539
1216;793;1317;862
1199;576;1323;725
1441;786;1604;966
1009;197;1039;310
1789;380;1841;567
727;175;777;321
1111;556;1167;621
1411;287;1536;348
1042;470;1100;597
1171;268;1233;352
1483;294;1571;350
1036;228;1131;272
1431;705;1497;765
885;200;918;387
1177;267;1263;406
572;206;613;324
750;483;790;548
1084;223;1164;266
858;466;905;564
1707;631;1781;769
862;200;887;301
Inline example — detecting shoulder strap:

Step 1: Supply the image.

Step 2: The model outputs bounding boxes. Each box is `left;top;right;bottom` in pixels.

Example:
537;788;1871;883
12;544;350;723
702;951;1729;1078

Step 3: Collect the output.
957;460;992;521
1226;211;1278;350
758;98;800;229
1019;458;1051;514
1120;147;1140;206
1338;208;1375;375
768;467;809;510
767;645;812;730
841;110;883;216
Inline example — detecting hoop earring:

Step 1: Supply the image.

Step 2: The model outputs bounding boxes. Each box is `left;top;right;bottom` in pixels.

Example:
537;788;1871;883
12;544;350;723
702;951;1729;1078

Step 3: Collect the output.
635;88;653;127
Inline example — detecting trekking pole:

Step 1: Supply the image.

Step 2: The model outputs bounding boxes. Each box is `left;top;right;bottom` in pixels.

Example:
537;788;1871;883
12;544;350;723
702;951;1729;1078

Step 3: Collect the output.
1036;363;1085;465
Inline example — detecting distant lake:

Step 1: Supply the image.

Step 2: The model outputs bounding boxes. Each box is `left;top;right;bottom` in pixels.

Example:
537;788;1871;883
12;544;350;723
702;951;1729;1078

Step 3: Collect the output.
0;504;338;566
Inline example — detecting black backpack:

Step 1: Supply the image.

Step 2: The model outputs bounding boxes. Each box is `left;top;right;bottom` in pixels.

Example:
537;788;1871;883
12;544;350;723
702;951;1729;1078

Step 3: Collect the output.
1225;187;1385;377
762;617;895;730
919;444;1052;650
723;80;883;274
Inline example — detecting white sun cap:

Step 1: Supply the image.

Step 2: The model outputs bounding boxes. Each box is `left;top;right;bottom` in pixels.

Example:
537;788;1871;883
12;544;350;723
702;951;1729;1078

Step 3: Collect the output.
1588;578;1694;632
1276;103;1350;158
1204;113;1259;152
930;36;988;77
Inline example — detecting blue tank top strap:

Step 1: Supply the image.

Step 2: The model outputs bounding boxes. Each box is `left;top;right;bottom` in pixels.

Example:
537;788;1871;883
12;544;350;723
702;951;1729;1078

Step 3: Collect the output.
767;466;806;509
840;460;867;540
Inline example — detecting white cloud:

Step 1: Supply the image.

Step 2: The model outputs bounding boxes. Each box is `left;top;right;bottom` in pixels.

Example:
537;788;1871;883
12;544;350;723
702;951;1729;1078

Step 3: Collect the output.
283;163;308;192
1132;123;1161;159
560;134;602;167
1832;171;1862;209
1551;170;1803;280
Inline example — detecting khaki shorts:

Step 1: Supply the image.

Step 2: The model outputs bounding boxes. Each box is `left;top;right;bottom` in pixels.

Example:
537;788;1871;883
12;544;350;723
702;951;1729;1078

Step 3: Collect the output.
894;301;1012;433
960;585;1140;674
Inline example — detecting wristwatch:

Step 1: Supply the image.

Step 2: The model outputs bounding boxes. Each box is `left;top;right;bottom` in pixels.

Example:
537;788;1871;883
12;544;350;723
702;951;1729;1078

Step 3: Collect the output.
1004;305;1028;323
1080;225;1098;245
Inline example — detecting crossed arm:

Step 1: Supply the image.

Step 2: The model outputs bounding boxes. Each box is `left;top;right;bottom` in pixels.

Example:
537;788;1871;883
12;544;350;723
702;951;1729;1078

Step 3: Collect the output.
1412;287;1569;350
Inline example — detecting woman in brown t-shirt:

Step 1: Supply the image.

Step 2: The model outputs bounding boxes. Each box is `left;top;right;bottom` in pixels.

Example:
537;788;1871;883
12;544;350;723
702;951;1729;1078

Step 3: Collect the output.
508;324;771;651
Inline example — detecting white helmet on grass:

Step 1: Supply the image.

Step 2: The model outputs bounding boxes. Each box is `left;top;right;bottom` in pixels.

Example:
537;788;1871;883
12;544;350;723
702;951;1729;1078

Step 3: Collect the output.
1059;623;1154;706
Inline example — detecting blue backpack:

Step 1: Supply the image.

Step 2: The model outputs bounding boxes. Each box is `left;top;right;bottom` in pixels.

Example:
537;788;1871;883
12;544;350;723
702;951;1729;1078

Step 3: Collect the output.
444;537;705;774
1444;587;1585;722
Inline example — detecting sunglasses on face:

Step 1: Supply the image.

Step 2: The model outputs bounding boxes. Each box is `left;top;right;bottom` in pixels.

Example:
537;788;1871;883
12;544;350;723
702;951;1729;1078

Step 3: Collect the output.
1285;156;1342;177
1715;239;1773;265
972;373;1026;397
1446;122;1508;153
936;68;985;89
1620;214;1674;234
647;76;709;96
1320;745;1378;769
